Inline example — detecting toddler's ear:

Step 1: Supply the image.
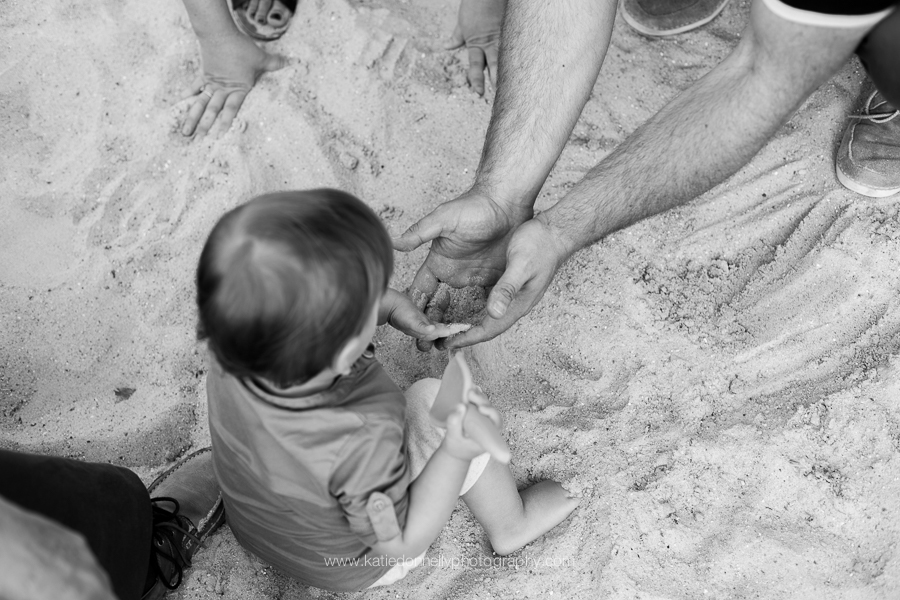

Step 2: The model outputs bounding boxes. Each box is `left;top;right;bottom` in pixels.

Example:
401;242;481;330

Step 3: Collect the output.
332;335;367;375
332;342;355;376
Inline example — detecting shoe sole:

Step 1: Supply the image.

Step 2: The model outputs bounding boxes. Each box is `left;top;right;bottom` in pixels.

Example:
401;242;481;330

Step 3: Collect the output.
836;165;900;198
621;0;729;37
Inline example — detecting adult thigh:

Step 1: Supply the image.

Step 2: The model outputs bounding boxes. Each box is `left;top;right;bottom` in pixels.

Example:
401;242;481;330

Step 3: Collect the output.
857;8;900;105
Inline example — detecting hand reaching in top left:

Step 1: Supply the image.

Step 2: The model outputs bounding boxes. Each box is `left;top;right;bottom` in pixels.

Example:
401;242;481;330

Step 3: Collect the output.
181;32;285;137
446;0;507;96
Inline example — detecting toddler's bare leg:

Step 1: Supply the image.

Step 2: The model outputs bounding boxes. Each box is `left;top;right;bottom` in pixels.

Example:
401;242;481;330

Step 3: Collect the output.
461;459;579;556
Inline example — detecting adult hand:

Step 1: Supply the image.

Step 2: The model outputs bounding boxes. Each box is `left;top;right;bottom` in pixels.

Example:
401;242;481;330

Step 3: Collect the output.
393;190;532;350
0;495;116;600
445;0;507;95
182;33;285;137
440;214;571;349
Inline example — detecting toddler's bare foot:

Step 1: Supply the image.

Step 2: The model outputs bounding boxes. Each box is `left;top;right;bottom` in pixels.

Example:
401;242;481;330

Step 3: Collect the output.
488;480;579;556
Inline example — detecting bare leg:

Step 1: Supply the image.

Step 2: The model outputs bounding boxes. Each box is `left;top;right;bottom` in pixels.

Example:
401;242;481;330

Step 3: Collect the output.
461;459;579;556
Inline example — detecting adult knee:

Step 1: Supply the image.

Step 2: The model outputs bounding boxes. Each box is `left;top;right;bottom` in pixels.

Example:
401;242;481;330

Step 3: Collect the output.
857;9;900;106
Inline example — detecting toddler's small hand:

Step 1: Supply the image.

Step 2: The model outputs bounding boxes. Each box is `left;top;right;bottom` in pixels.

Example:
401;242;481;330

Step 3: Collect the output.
466;386;503;430
442;404;488;461
383;288;470;342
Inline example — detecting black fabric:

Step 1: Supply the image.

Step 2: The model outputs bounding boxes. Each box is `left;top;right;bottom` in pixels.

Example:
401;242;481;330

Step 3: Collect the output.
779;0;897;15
0;450;153;600
858;8;900;106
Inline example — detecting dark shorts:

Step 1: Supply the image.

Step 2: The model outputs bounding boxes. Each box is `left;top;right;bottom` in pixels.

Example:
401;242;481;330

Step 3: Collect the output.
765;0;900;105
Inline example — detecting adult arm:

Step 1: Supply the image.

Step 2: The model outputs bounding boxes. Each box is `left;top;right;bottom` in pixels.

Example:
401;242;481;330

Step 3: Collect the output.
179;0;285;137
445;0;875;348
395;0;618;346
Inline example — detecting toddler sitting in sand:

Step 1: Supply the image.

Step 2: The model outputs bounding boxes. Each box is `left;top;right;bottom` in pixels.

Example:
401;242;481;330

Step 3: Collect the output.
196;189;579;591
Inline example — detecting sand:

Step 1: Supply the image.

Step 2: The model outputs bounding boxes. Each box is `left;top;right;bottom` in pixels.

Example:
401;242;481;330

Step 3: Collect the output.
2;0;900;598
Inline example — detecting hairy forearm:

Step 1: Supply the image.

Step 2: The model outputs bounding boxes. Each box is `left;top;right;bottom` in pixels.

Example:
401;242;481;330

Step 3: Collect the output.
541;1;868;255
181;0;242;40
475;0;617;207
370;447;469;558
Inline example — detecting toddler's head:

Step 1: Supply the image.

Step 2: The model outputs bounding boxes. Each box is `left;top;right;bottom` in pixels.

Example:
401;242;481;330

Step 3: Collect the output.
197;189;392;387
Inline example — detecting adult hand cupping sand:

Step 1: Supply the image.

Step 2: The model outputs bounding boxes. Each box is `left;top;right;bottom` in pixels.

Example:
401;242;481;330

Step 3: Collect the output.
393;190;532;351
445;0;507;96
443;216;571;350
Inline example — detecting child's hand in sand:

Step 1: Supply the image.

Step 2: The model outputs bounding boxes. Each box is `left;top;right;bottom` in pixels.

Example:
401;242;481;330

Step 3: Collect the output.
380;288;471;341
445;0;507;95
182;32;285;137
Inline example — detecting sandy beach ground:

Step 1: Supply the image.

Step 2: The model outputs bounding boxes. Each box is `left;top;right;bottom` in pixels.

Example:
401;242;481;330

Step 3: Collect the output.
3;0;900;598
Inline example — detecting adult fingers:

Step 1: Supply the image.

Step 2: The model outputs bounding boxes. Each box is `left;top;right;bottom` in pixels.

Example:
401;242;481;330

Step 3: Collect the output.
424;322;470;340
408;262;439;351
215;91;248;134
408;264;440;313
440;258;536;349
183;75;205;100
444;24;465;50
194;88;229;137
466;46;487;96
182;92;212;136
438;311;511;350
486;257;531;319
485;44;500;89
416;280;449;352
263;52;288;72
392;210;446;252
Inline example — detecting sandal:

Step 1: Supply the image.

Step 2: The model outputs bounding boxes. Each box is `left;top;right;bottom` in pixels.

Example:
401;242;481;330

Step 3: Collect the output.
230;0;298;41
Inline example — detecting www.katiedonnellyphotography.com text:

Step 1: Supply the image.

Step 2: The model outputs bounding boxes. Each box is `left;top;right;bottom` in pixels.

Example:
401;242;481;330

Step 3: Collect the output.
324;555;575;570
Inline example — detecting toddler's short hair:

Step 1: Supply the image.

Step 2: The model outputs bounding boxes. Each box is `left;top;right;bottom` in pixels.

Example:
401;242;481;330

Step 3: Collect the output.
196;189;392;387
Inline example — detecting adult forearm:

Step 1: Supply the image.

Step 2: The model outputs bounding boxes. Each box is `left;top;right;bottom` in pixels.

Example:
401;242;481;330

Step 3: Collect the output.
541;1;868;255
181;0;242;41
475;0;617;207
